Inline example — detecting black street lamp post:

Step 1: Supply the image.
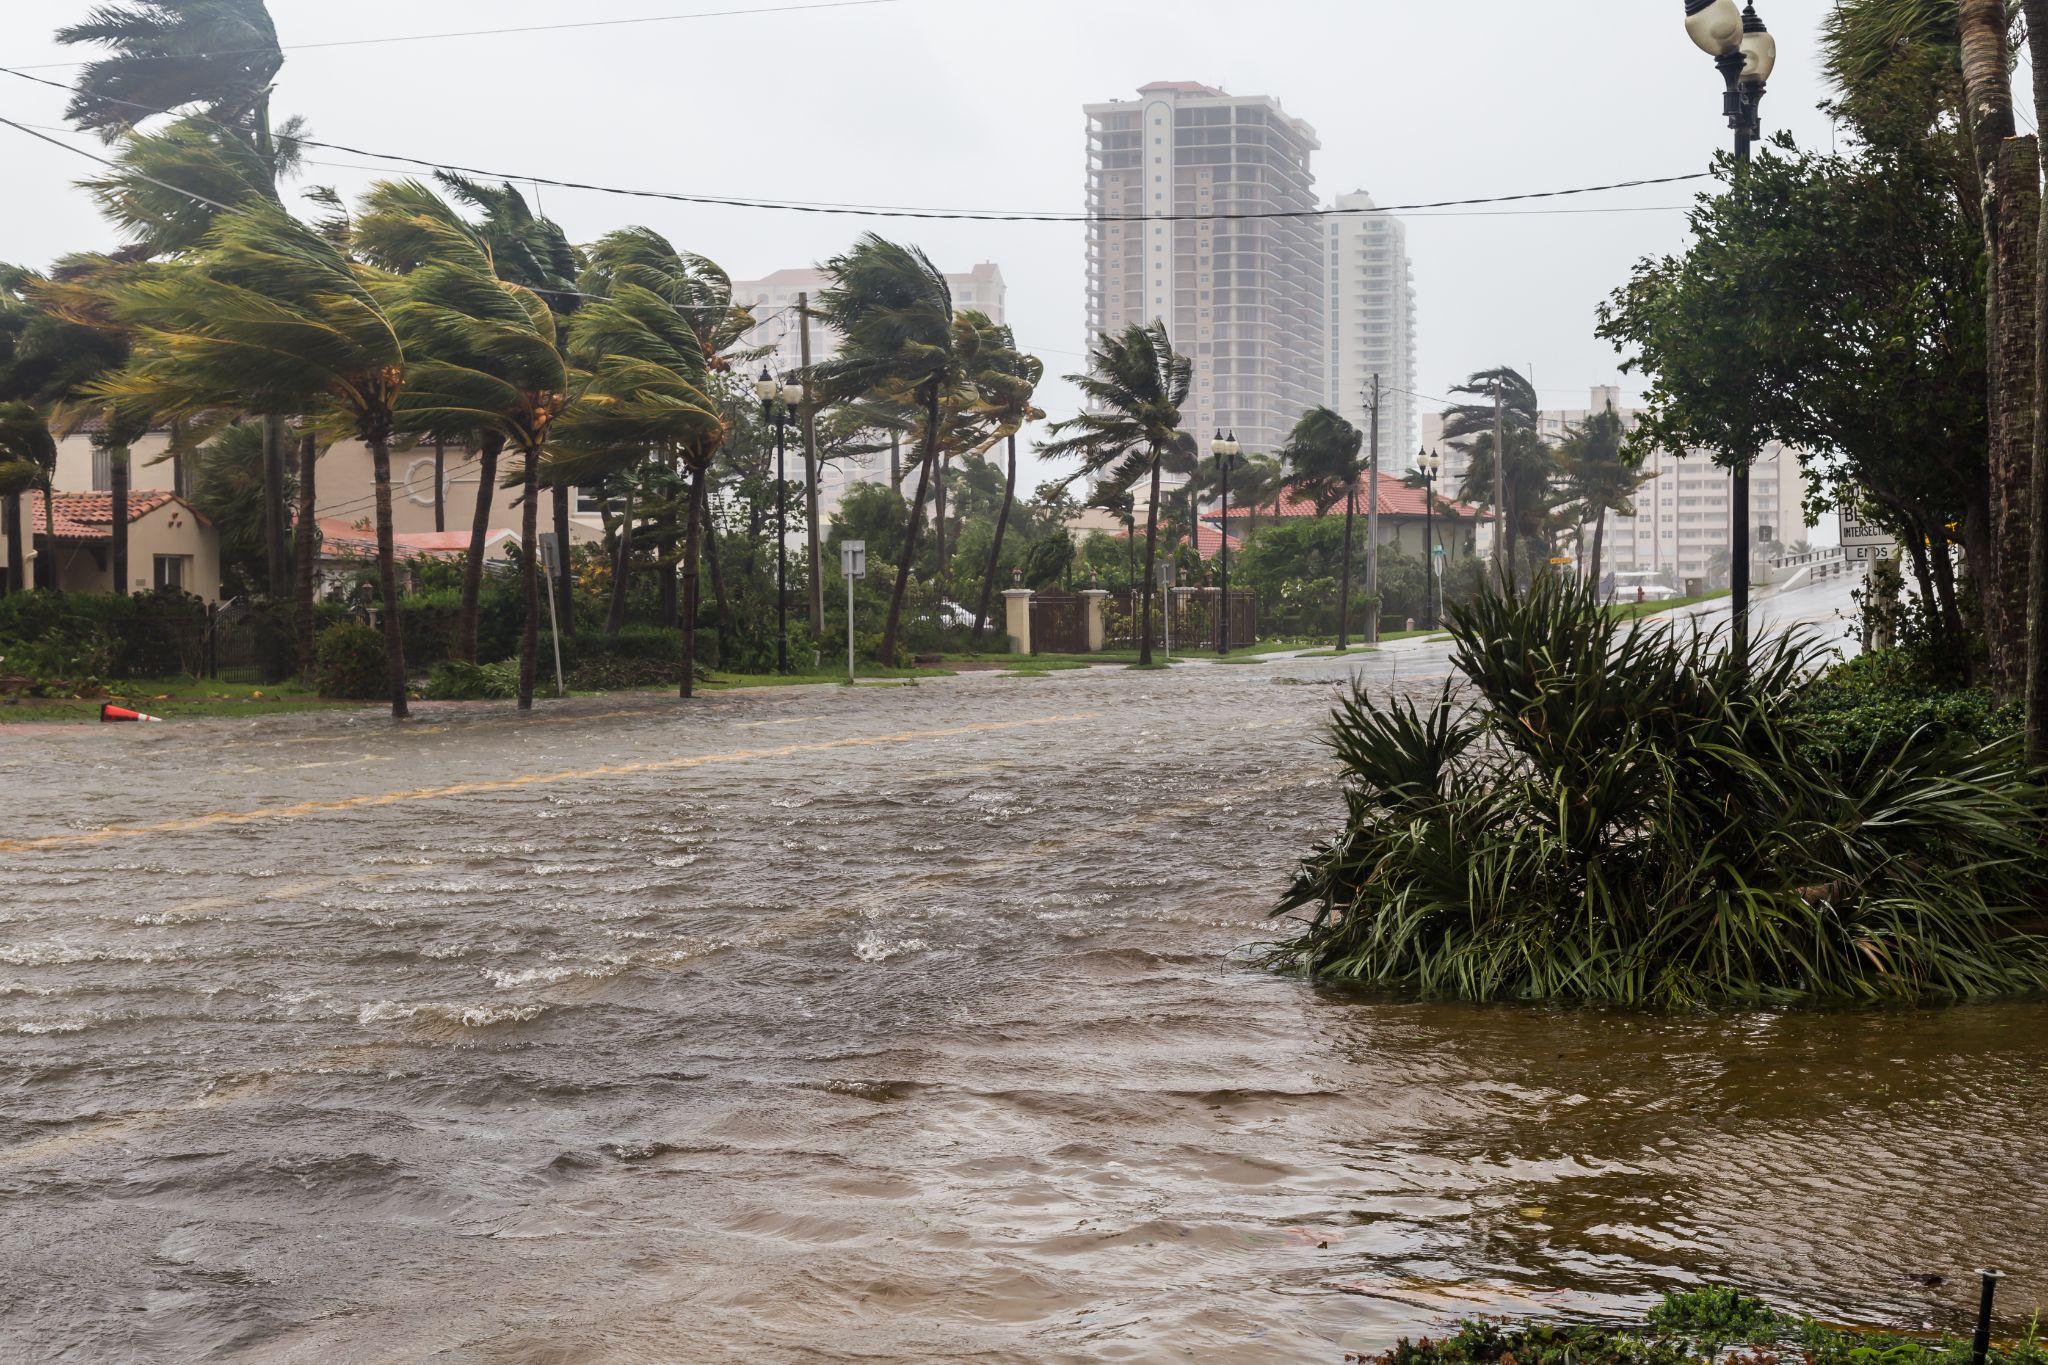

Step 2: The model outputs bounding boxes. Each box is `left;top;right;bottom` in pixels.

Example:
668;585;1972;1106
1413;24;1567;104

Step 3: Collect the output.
1417;448;1443;629
1683;0;1775;658
1211;429;1240;654
755;367;805;674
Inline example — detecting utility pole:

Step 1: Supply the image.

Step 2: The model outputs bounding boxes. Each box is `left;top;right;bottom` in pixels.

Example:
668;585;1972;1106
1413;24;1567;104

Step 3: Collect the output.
890;431;902;496
799;292;825;636
1492;378;1508;591
1365;373;1381;646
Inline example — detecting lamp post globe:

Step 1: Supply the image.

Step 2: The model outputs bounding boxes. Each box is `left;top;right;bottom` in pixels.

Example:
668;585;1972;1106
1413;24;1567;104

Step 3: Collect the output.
1684;0;1743;57
1739;3;1775;85
753;367;777;404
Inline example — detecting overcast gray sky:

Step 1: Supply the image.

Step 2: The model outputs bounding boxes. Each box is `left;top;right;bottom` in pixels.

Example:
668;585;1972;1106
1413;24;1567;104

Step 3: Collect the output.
0;0;1844;494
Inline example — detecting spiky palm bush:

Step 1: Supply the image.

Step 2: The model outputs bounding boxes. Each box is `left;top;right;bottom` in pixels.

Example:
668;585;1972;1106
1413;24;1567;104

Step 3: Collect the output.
1271;578;2048;1006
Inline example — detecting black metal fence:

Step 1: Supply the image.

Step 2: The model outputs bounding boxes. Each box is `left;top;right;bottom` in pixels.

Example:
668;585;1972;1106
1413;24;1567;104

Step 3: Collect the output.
1101;588;1257;652
1029;589;1089;654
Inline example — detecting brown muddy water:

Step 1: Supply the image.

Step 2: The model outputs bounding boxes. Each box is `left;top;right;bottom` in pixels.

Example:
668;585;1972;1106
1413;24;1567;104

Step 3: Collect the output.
2;621;2043;1360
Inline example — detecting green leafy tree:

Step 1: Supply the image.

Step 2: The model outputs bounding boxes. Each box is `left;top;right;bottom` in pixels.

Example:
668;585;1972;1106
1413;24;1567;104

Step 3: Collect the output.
0;403;56;593
1040;322;1193;665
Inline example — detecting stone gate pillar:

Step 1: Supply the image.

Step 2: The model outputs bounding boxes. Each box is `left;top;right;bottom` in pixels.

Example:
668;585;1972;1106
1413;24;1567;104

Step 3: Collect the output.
1081;590;1109;652
1003;588;1034;655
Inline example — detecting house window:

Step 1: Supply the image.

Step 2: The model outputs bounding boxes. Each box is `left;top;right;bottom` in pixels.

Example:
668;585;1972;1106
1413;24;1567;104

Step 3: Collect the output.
153;555;188;592
92;448;113;490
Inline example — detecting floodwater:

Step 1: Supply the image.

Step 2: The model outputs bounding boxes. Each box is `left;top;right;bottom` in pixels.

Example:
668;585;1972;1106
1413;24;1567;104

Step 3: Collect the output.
3;585;2043;1362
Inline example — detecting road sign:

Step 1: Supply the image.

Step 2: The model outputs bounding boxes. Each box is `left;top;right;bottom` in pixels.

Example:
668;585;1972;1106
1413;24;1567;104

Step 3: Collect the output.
1839;507;1897;563
841;540;867;579
537;531;562;577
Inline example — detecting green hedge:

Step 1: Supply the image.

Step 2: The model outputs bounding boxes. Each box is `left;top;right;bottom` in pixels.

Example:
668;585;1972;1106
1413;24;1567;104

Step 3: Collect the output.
1790;649;2021;761
0;590;208;680
315;622;388;700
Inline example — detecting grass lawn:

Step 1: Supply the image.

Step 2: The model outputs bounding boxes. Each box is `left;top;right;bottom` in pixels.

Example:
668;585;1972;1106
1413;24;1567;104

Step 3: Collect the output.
1607;588;1732;620
698;664;952;690
0;676;348;724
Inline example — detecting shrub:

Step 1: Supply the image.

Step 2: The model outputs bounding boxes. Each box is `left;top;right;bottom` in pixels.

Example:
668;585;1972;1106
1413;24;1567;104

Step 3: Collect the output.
423;659;518;700
1646;1287;1778;1349
1269;578;2048;1007
1790;648;2020;762
315;623;389;700
0;589;207;679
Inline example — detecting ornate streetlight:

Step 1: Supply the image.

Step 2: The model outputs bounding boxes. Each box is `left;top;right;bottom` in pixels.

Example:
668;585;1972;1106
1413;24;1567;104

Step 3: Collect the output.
1684;0;1775;658
1211;429;1240;654
755;367;806;673
1416;448;1443;629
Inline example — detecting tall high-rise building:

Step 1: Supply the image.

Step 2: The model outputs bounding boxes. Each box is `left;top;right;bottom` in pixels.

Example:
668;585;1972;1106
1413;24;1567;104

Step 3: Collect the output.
1325;191;1417;474
1083;81;1325;456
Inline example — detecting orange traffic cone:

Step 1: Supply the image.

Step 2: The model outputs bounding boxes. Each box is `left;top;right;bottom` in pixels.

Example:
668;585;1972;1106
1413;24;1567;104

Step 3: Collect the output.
100;703;163;723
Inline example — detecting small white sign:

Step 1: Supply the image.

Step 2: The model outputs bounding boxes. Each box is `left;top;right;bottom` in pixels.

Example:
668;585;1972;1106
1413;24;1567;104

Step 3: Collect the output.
841;540;867;579
1839;507;1897;563
537;532;562;576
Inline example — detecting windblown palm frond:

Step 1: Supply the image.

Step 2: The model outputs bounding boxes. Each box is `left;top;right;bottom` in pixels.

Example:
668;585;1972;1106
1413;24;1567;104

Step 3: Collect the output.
582;227;749;367
83;116;284;256
58;0;285;140
1284;406;1366;515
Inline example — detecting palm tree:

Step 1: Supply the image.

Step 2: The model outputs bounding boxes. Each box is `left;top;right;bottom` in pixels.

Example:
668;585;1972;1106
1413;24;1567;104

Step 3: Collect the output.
60;1;304;604
556;283;727;696
1554;403;1650;591
579;229;750;637
96;202;414;716
1445;367;1553;593
812;235;964;664
965;322;1044;643
1041;322;1193;666
1085;479;1139;589
1284;406;1368;648
375;183;573;711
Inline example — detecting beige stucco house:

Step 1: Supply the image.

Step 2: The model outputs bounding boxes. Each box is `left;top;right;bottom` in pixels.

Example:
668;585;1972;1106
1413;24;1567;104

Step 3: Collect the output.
6;491;223;599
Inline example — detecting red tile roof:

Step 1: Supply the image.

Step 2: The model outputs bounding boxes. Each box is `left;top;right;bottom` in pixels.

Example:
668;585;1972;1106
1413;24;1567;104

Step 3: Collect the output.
1211;480;1478;524
315;518;513;563
1107;521;1242;562
20;491;207;541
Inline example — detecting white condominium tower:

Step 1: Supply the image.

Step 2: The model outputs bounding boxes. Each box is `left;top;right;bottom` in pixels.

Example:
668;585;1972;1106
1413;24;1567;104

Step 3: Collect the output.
1083;81;1326;455
1325;191;1418;473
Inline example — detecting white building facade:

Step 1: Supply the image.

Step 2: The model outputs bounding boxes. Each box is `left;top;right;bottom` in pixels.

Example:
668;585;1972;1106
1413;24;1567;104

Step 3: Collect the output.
1325;191;1417;475
1421;386;1813;587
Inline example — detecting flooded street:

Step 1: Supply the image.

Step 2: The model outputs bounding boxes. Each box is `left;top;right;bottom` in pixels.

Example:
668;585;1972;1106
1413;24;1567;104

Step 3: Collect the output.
4;599;2043;1361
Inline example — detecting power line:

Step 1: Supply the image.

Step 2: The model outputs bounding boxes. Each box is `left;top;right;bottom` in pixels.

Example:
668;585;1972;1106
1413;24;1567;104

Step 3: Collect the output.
13;0;907;70
1;64;1710;224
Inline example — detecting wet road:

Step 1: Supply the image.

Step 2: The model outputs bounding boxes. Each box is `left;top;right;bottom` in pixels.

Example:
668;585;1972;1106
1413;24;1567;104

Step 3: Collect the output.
3;579;2041;1363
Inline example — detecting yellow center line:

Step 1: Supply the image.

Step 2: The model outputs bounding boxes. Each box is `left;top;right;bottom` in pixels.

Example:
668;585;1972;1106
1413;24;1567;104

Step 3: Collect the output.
2;712;1101;854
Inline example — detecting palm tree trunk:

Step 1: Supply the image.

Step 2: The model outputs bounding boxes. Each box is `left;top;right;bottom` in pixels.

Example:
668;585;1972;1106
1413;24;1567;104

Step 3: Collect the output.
109;445;129;596
261;414;290;598
1336;485;1357;650
2026;0;2048;756
933;452;949;587
457;433;502;664
607;489;634;639
517;454;540;711
2;492;21;594
682;464;703;699
368;434;409;719
1138;456;1163;666
972;430;1020;643
40;477;58;593
1989;134;2039;694
698;474;732;656
432;438;445;532
294;432;319;681
881;387;942;663
804;426;824;638
658;459;679;631
552;482;574;635
1589;507;1606;592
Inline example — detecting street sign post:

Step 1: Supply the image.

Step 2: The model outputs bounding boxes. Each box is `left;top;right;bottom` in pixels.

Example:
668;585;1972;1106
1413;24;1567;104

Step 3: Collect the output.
841;540;866;682
536;533;565;697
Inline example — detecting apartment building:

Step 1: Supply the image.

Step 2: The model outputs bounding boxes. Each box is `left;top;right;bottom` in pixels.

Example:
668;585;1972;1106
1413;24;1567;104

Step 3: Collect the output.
1083;81;1325;456
1423;385;1812;587
1325;191;1418;472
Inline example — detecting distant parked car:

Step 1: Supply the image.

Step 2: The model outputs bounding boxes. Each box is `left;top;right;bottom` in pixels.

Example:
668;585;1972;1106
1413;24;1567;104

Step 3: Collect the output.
935;600;977;628
1608;572;1679;604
